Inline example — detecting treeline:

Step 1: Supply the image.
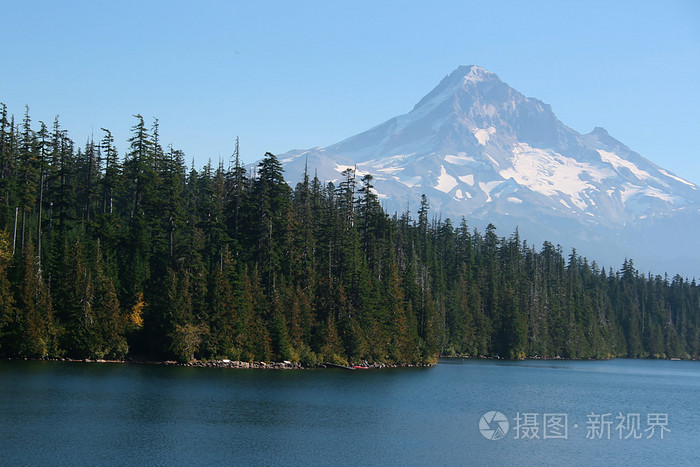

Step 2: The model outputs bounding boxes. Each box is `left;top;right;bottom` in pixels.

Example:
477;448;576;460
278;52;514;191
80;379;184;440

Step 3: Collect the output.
0;104;698;364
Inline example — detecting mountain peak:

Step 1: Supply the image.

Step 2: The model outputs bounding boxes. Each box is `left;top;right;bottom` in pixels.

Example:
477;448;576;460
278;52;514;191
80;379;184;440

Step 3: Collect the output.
277;66;700;275
457;65;497;83
445;65;501;89
412;65;501;111
590;127;610;137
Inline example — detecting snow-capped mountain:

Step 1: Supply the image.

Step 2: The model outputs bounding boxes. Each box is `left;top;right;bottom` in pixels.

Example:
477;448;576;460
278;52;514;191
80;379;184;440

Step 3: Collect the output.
277;65;700;276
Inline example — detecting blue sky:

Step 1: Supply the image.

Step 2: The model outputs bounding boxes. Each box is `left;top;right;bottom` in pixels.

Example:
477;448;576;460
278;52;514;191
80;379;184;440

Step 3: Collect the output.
2;0;699;184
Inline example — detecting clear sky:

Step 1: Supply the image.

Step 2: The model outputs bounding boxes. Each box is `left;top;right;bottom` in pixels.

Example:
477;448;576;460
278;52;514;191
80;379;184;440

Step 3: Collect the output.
2;0;699;184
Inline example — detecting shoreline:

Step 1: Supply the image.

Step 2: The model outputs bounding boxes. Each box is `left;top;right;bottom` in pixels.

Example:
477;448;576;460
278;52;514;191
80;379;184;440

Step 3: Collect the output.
2;354;697;370
0;356;436;370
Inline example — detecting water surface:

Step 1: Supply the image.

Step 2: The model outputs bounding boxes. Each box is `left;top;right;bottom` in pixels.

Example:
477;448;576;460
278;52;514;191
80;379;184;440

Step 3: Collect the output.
1;358;698;465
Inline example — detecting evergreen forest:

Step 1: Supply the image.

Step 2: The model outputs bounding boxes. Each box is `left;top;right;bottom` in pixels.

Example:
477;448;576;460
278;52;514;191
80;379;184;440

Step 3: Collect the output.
0;104;698;365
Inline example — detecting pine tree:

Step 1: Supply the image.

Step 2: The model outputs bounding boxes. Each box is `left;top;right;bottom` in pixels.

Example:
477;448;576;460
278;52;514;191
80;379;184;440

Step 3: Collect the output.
0;229;18;355
5;236;57;358
99;128;119;215
0;103;14;223
92;241;127;358
204;246;239;358
16;106;38;253
251;152;291;292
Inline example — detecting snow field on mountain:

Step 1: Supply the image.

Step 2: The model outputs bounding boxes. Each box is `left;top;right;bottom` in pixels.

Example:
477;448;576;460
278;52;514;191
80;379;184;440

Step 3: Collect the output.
499;143;612;211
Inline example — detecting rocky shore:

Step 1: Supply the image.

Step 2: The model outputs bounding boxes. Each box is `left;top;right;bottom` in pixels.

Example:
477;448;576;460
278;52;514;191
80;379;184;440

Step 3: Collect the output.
171;359;304;370
168;359;435;370
4;356;435;370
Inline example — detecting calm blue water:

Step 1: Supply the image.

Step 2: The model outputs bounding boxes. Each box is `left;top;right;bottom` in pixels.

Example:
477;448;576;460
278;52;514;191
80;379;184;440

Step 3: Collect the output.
1;358;699;466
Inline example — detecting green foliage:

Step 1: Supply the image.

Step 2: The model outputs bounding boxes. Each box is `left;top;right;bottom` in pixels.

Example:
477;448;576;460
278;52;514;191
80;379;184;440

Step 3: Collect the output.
0;103;698;364
170;322;207;363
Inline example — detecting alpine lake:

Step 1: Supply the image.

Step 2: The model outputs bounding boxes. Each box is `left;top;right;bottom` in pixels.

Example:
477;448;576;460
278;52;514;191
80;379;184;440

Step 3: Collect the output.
1;358;698;465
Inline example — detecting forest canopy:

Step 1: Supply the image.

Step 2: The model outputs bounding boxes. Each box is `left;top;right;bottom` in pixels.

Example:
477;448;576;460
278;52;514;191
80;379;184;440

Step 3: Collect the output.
0;104;698;364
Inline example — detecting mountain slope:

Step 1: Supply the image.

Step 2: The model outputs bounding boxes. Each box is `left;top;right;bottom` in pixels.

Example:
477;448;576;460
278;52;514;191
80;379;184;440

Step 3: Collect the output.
277;66;700;275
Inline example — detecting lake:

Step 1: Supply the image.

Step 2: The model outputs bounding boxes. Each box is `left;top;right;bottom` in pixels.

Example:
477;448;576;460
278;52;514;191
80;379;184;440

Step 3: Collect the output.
1;358;699;465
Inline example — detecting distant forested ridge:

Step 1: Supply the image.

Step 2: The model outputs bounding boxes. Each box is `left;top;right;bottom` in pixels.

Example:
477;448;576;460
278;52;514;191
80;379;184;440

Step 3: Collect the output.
0;104;698;364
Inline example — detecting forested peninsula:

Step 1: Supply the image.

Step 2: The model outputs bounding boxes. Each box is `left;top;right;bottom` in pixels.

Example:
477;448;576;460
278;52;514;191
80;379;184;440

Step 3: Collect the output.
0;104;698;366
